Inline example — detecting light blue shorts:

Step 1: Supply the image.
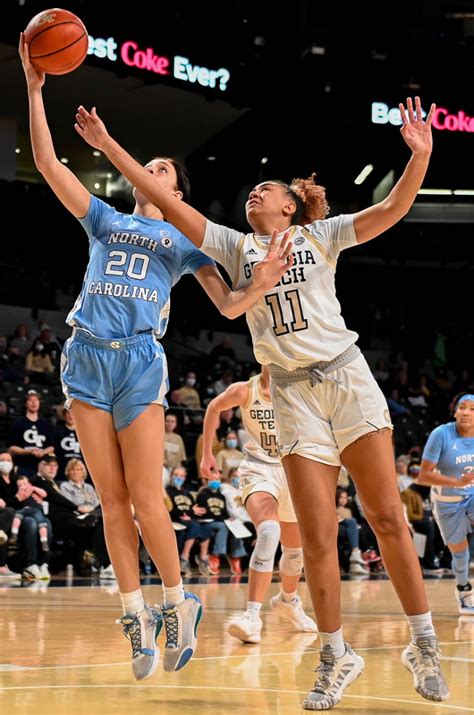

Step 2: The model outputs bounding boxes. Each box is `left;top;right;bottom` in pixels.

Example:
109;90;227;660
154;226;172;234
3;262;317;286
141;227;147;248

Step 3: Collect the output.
61;330;168;431
432;494;474;546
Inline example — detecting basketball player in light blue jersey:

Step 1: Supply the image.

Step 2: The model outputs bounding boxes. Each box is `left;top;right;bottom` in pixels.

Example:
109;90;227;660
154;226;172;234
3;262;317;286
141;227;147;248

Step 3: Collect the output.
20;34;293;681
417;393;474;615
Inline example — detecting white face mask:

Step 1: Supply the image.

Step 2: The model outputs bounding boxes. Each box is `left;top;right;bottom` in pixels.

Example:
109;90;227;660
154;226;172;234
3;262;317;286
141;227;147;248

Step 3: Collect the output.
0;460;13;474
186;378;196;387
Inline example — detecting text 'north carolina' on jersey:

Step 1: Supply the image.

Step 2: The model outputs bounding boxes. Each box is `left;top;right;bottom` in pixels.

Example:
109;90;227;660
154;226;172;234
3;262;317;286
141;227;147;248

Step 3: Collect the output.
202;215;359;370
422;422;474;498
240;375;280;464
67;196;214;339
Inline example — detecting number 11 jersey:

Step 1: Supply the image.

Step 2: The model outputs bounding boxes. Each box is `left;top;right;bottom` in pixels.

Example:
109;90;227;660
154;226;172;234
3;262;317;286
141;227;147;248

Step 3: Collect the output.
202;214;359;370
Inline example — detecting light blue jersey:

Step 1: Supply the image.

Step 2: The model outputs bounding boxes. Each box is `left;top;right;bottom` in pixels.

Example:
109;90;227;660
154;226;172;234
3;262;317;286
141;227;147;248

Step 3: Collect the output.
61;196;214;430
422;422;474;498
67;196;214;339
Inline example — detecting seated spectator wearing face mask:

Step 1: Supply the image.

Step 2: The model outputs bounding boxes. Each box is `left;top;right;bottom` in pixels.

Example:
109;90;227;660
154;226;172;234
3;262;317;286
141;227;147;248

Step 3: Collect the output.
196;475;246;575
25;338;54;383
173;371;201;410
216;432;244;479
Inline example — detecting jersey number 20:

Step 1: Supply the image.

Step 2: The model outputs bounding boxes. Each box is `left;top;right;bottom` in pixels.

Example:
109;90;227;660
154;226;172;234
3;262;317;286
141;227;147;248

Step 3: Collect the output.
105;250;149;281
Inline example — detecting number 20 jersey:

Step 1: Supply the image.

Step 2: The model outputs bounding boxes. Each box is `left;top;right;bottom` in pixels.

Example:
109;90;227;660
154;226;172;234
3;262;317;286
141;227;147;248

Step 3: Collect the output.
67;196;214;339
201;215;359;370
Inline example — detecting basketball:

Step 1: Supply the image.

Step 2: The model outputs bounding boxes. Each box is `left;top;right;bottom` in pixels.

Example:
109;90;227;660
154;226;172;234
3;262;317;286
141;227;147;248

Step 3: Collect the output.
24;8;88;75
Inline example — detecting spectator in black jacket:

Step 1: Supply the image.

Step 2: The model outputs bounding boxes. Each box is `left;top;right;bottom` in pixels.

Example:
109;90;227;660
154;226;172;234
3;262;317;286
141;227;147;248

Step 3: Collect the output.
166;466;211;576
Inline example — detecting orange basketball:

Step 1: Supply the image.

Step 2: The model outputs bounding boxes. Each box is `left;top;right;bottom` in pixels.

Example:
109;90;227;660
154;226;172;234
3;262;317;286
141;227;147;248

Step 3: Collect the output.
24;8;88;75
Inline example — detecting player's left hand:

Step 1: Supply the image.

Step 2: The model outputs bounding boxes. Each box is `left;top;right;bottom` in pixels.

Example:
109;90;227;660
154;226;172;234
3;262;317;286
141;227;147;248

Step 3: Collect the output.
399;97;435;155
253;230;294;292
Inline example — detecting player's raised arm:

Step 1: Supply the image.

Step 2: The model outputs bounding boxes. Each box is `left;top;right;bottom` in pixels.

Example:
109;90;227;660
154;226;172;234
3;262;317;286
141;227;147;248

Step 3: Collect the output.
75;106;206;247
19;33;90;218
353;97;435;244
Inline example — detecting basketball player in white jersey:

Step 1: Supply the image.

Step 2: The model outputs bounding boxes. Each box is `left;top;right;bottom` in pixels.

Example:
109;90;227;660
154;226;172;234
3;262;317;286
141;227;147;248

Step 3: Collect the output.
201;366;317;643
76;97;449;709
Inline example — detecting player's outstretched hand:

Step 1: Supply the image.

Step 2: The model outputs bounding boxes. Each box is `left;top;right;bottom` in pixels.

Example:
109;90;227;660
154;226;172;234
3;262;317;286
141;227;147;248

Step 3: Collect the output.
253;230;294;292
75;105;109;151
19;32;45;90
399;96;435;155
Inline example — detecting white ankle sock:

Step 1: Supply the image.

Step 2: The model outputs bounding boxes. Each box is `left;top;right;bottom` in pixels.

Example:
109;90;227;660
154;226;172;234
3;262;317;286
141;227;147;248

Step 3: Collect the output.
319;627;345;659
406;611;436;641
163;581;185;608
247;601;262;614
120;588;145;616
282;590;298;603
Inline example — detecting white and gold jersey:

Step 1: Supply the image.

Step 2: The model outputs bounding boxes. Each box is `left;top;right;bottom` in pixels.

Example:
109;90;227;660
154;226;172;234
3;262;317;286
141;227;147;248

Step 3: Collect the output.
240;375;280;464
202;215;359;370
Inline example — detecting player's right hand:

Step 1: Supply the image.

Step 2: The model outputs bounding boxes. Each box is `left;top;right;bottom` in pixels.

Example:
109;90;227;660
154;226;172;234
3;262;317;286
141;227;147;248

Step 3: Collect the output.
200;454;219;478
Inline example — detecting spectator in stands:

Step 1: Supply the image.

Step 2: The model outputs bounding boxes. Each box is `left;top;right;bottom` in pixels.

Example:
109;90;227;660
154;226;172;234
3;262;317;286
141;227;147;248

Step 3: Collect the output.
336;488;369;574
9;324;30;358
53;407;83;479
3;346;28;385
173;371;202;410
400;461;438;572
372;358;389;385
220;467;250;523
213;369;234;396
396;454;412;491
0;452;21;580
25;337;55;384
164;412;187;472
166;465;211;576
216;408;241;442
196;475;246;575
209;336;237;370
38;325;61;369
216;431;244;479
60;458;114;579
0;451;52;580
10;475;52;559
8;390;54;475
31;454;98;574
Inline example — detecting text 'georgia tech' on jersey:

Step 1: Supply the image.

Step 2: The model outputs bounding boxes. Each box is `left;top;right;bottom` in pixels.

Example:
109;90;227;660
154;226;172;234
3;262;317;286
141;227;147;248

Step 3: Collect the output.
201;215;359;370
67;196;214;339
240;375;280;464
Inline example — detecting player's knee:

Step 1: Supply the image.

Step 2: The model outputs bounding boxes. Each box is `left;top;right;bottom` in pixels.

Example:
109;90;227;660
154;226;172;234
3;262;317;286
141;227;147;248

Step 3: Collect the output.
279;546;303;577
249;519;280;573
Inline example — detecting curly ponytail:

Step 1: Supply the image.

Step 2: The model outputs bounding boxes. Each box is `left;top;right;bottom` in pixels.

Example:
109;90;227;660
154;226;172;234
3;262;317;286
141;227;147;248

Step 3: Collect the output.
290;173;329;224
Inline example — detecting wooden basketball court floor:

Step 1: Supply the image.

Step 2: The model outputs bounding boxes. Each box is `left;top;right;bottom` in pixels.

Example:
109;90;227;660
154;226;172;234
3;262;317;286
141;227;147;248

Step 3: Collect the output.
1;575;473;714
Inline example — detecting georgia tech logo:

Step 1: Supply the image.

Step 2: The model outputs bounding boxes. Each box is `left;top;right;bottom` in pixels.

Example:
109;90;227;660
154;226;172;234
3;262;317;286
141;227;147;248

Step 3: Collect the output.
37;13;57;25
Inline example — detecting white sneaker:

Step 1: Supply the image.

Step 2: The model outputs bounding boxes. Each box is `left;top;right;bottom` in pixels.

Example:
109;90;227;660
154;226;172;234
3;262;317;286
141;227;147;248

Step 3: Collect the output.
455;585;474;615
269;591;318;633
227;609;263;643
303;643;364;710
117;605;162;681
0;567;22;581
401;636;449;701
23;564;42;580
161;592;203;672
349;562;370;575
99;564;117;580
40;563;51;580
